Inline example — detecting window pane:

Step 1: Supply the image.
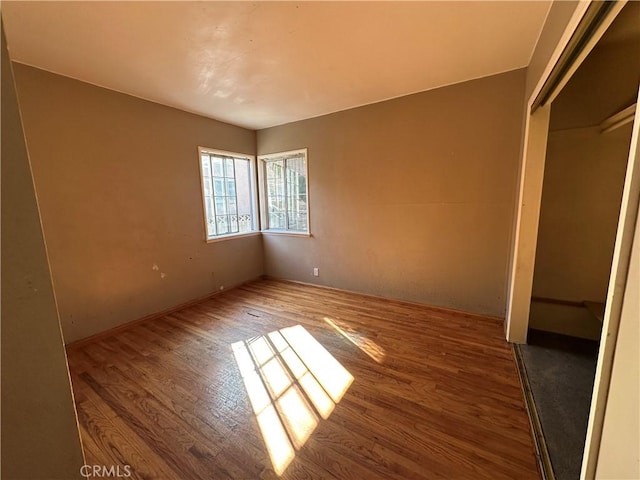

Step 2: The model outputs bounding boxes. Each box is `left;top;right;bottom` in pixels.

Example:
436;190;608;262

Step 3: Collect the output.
239;214;251;233
203;177;212;197
213;178;225;196
200;150;256;239
267;193;285;229
216;215;229;234
235;159;253;230
201;156;211;177
205;197;215;236
287;156;307;232
230;215;239;232
227;158;250;234
212;157;224;177
227;196;237;214
226;179;236;197
269;212;286;230
225;158;235;176
262;153;307;232
215;196;227;215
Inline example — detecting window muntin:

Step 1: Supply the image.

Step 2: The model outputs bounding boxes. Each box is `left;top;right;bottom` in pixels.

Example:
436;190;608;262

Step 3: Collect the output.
260;150;309;233
199;148;256;239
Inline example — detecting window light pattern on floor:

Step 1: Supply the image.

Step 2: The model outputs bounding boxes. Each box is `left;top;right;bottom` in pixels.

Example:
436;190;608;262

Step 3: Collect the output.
324;317;386;363
232;325;353;476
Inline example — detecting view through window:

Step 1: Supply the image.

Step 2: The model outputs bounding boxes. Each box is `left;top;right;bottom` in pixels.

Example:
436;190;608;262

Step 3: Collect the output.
260;149;309;233
199;148;256;239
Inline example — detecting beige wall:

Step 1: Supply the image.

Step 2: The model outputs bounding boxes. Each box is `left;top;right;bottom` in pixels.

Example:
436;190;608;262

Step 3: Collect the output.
533;125;631;303
258;69;526;317
1;25;84;479
528;302;601;341
12;64;263;343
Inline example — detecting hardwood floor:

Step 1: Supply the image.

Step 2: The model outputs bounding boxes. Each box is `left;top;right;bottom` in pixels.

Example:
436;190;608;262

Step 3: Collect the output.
67;279;540;480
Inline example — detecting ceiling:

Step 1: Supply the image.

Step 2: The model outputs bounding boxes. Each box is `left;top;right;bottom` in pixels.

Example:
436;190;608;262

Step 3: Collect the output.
2;1;551;130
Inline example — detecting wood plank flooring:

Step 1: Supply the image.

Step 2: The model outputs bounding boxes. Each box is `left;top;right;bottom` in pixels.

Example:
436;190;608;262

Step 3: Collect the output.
67;279;540;480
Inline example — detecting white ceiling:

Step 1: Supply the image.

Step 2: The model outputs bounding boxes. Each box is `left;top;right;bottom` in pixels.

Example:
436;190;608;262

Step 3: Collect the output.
2;1;551;130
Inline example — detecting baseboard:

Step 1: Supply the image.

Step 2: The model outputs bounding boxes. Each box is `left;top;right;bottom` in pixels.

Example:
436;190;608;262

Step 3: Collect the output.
68;274;506;350
65;276;263;350
263;275;505;324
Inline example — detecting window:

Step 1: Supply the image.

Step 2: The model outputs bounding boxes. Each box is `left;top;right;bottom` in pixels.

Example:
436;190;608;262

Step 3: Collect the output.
259;149;309;233
199;148;257;240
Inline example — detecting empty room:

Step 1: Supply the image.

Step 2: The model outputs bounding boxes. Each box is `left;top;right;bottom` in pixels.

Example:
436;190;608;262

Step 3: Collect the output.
2;2;638;480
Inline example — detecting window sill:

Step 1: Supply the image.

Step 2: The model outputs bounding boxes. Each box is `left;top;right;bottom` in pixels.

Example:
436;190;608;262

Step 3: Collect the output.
261;230;312;238
206;231;261;243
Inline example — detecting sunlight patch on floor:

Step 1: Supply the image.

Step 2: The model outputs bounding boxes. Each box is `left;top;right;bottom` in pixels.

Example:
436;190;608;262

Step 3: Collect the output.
324;317;386;363
232;325;353;476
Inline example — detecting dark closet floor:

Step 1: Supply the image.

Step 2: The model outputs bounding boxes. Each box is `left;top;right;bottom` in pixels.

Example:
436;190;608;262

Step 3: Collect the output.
520;329;599;480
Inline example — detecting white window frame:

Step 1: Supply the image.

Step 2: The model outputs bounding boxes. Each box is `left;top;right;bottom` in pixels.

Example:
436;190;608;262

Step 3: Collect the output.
198;147;259;242
258;148;310;236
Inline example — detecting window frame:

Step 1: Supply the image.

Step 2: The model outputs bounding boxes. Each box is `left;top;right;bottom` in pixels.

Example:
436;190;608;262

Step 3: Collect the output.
197;147;259;243
258;148;310;236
